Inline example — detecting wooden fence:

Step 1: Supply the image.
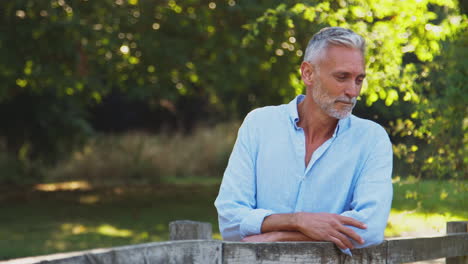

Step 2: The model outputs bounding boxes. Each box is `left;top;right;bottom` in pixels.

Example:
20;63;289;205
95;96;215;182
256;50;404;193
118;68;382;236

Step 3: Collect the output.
3;221;467;264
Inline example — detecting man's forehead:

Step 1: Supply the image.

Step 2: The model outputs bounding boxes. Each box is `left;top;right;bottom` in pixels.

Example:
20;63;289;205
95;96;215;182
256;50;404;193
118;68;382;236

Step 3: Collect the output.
318;46;365;71
322;45;364;59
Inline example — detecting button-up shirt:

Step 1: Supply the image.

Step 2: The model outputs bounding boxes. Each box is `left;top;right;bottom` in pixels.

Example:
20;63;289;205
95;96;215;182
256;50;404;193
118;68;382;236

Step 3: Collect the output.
214;95;393;250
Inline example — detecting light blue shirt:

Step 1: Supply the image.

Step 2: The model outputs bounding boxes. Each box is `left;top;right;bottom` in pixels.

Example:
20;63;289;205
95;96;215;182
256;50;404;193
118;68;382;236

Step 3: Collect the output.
215;95;393;252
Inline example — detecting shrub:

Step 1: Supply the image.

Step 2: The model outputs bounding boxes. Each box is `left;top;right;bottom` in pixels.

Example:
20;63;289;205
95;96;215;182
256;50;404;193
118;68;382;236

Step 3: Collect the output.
47;122;239;185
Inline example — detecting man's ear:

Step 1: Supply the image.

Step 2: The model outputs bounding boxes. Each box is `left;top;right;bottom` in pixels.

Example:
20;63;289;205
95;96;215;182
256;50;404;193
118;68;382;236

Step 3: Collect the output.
300;61;315;86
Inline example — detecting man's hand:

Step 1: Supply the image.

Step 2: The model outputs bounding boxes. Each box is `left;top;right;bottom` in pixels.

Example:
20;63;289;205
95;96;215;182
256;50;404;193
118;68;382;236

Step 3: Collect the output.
260;212;367;250
294;212;366;250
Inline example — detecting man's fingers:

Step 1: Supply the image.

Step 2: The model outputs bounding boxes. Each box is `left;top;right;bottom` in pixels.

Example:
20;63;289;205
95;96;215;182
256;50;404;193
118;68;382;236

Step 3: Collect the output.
338;215;367;229
336;216;365;244
328;235;348;250
331;231;354;249
339;226;365;244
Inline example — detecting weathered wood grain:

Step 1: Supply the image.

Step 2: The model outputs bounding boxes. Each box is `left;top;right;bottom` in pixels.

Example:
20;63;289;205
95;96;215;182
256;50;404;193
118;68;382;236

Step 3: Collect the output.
6;221;467;264
222;241;387;264
447;221;468;264
31;241;222;264
387;233;468;263
169;220;213;240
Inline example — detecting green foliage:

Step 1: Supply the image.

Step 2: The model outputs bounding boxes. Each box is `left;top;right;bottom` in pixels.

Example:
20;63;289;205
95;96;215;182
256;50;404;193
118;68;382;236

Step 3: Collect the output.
238;0;467;179
0;151;42;184
242;0;464;104
0;0;466;180
392;30;468;179
0;0;284;166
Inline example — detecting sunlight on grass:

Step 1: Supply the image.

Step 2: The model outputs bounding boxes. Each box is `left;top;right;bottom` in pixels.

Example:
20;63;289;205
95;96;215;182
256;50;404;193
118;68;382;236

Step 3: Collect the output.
79;194;100;204
60;223;133;237
97;224;133;237
45;240;67;251
35;181;92;191
1;180;465;260
387;178;467;238
385;209;466;237
61;223;87;235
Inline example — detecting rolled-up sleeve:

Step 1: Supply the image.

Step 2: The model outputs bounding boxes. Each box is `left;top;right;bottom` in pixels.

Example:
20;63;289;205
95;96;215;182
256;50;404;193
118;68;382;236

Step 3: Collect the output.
340;127;393;248
214;112;275;241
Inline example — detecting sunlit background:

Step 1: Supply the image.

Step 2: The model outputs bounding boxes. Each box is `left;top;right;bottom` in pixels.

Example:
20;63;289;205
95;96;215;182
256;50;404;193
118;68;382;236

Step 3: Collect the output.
0;0;466;261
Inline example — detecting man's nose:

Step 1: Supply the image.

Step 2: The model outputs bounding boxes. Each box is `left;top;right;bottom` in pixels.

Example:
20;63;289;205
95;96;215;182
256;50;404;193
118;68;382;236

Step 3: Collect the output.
344;82;360;98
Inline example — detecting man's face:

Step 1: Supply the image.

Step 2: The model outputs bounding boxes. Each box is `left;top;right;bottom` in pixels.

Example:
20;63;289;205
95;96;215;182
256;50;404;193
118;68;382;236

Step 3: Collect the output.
304;45;366;119
311;77;357;119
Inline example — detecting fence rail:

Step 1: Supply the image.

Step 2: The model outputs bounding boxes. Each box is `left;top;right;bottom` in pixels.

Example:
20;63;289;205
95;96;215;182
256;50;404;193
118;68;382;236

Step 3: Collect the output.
3;221;467;264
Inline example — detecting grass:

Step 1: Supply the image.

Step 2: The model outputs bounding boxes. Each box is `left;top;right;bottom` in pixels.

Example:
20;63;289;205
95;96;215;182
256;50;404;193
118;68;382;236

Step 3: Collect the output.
386;177;468;237
0;178;466;261
0;182;220;261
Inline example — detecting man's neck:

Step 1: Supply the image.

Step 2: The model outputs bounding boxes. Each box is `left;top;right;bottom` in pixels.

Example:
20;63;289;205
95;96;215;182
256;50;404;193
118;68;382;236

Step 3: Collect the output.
297;95;338;142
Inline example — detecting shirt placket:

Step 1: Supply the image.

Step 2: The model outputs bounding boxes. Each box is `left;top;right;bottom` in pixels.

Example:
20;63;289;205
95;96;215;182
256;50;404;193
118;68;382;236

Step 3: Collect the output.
294;130;337;212
292;126;306;211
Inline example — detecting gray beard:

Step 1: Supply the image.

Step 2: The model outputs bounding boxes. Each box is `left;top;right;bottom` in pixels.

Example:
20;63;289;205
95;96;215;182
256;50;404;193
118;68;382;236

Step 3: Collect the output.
312;82;356;119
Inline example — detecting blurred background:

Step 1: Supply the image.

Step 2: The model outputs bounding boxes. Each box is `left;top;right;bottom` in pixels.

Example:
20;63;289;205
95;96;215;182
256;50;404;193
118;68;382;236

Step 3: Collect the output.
0;0;466;260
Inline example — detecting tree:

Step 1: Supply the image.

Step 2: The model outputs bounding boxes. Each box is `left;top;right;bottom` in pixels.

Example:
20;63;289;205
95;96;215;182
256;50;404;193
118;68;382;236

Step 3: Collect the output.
240;0;467;178
0;0;466;180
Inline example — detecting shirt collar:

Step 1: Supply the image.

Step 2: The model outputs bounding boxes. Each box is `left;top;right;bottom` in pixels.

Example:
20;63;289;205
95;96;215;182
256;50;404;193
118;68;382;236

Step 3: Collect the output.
287;95;304;130
287;94;352;137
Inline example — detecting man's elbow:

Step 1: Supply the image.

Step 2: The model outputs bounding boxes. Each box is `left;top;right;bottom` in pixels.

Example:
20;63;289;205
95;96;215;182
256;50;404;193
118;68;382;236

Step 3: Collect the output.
217;214;243;241
355;225;386;248
219;225;242;241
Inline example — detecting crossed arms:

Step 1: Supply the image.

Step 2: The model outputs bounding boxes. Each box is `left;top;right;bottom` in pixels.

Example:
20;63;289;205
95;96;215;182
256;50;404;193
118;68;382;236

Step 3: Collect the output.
214;112;393;251
242;212;367;250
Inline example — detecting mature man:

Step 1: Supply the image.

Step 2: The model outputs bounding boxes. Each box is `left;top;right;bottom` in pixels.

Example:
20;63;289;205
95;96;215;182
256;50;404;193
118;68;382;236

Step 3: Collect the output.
214;27;393;254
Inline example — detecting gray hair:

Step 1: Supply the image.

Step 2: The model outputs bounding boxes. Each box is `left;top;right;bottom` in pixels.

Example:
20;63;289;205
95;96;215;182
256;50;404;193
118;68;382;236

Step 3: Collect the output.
303;27;365;64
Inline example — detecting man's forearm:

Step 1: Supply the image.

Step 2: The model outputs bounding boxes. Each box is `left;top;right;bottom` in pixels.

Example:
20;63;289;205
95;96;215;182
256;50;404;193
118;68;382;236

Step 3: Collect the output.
261;213;299;233
273;231;316;241
242;231;315;242
259;212;366;250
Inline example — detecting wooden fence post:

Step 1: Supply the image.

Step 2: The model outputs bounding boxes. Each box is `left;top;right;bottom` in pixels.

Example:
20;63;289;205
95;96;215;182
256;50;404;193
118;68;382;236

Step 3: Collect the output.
446;221;468;264
169;220;212;240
